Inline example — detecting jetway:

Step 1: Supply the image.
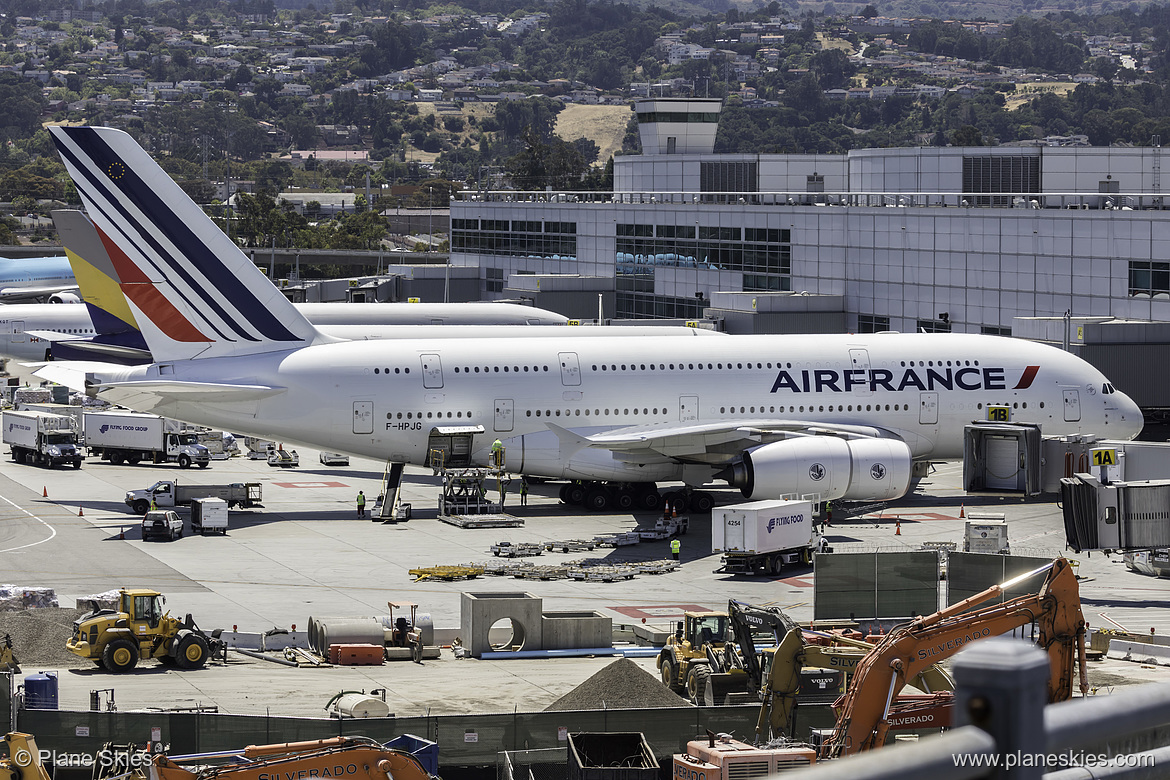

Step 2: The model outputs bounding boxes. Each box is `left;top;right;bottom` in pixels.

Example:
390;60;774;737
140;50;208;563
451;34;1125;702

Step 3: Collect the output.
1060;473;1170;552
965;426;1170;496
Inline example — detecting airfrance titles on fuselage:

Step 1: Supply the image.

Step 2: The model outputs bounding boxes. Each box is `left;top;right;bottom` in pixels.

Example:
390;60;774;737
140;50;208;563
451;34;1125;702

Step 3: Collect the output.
769;366;1038;394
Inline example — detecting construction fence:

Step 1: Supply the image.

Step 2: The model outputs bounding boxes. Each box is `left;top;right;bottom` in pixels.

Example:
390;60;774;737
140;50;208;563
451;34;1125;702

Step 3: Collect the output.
0;678;837;769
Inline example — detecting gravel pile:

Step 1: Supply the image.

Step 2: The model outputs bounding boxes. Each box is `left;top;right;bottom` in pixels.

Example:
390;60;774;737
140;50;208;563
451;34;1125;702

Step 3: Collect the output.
0;607;91;668
546;658;691;711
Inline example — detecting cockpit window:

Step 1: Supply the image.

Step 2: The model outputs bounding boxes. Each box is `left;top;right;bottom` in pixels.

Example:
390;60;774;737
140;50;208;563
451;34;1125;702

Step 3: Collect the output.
1102;383;1116;394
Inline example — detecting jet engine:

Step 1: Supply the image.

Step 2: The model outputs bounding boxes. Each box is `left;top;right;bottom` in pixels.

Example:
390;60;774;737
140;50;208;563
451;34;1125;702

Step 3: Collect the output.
48;292;81;304
723;436;913;501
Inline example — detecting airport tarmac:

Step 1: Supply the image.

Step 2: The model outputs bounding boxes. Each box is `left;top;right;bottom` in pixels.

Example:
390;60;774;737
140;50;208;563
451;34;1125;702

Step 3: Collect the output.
1;439;1169;718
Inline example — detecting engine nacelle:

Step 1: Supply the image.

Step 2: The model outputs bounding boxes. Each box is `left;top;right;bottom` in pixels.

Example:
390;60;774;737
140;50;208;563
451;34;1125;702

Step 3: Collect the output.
49;292;81;304
725;436;913;502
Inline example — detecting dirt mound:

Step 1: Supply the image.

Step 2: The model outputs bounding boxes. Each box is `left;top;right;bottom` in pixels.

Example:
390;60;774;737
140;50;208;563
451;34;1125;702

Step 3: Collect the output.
0;607;91;668
546;657;690;710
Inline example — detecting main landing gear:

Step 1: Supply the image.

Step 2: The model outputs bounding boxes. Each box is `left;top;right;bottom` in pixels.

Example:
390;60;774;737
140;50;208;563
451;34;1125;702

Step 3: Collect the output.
558;481;716;514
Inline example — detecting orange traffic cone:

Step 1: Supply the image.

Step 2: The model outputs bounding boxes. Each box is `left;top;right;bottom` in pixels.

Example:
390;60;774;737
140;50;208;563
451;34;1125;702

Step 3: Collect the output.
959;504;965;518
895;519;902;536
673;505;678;518
42;486;47;497
78;506;84;517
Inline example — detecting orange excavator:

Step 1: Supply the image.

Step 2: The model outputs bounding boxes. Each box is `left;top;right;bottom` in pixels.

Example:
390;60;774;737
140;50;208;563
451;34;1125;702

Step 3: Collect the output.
148;737;437;780
822;557;1087;757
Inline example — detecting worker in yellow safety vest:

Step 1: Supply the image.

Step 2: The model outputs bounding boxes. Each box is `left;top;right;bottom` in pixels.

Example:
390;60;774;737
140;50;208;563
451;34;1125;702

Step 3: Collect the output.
670;538;681;561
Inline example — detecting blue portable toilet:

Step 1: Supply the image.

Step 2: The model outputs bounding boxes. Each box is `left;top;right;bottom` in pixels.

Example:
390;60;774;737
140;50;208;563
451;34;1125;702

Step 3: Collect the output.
24;671;58;710
384;734;438;776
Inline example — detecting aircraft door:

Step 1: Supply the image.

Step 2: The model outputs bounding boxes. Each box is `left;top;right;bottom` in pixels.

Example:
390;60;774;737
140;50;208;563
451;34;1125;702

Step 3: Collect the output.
494;399;514;432
848;348;871;396
10;321;24;343
421;354;443;389
558;352;581;386
353;401;374;434
919;392;938;425
1063;390;1081;422
680;395;698;423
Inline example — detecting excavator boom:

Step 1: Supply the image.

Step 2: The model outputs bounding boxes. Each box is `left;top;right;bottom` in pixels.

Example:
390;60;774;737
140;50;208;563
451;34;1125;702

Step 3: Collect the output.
152;737;436;780
824;558;1086;757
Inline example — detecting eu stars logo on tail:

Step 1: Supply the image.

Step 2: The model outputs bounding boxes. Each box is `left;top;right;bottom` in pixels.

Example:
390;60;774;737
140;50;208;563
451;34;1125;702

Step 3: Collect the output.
48;126;329;362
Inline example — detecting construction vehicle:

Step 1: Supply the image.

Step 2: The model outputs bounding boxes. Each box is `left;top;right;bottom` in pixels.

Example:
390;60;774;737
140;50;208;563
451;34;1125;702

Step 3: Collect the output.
125;479;262;515
822;557;1087;756
0;733;50;780
672;732;815;780
701;601;955;742
2;410;82;468
84;410;211;468
119;737;437;780
67;588;225;672
0;635;18;673
657;611;730;700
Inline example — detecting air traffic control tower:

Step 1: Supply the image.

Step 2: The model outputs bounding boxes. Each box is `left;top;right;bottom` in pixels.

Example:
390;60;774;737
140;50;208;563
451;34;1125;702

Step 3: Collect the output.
634;98;722;155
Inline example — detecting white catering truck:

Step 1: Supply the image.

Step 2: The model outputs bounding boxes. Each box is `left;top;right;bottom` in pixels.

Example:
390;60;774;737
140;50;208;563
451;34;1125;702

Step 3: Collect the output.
712;499;828;576
2;410;83;468
84;410;211;468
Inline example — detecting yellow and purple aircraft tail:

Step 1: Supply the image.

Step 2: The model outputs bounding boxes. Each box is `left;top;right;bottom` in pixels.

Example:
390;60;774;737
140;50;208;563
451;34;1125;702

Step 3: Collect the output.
49;125;325;362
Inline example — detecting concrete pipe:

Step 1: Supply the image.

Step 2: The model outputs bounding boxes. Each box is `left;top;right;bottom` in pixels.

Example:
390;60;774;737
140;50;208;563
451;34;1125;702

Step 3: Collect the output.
317;619;386;653
308;616;377;653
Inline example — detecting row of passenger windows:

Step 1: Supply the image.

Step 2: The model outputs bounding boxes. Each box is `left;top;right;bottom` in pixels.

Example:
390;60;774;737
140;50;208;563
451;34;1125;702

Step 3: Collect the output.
382;401;1039;422
373;359;983;377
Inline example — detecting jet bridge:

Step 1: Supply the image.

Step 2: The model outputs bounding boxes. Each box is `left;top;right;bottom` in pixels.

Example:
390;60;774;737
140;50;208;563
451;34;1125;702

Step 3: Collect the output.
1060;473;1170;552
962;423;1042;495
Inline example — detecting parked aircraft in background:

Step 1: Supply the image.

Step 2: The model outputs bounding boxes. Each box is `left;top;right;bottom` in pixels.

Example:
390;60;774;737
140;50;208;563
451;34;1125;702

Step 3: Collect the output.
0;210;714;364
39;126;1144;512
0;254;77;302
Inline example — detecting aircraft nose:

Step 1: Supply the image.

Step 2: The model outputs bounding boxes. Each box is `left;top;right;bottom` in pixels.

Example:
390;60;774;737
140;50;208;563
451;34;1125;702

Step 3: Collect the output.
1111;390;1145;440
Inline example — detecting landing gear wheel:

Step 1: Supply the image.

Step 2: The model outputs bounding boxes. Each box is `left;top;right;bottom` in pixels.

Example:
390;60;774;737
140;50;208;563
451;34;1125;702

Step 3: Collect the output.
565;483;587;505
636;484;662;511
102;639;139;673
614;488;636;511
690;491;715;514
176;633;209;669
664;491;688;514
584;486;611;512
660;657;680;691
178;454;192;469
687;665;713;705
559;483;571;503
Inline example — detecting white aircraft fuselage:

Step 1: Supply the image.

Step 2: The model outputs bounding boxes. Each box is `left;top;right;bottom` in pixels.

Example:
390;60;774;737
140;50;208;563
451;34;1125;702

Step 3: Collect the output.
74;331;1142;496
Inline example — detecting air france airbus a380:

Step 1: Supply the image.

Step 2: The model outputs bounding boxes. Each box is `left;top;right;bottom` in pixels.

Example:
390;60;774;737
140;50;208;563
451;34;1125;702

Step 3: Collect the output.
40;126;1144;511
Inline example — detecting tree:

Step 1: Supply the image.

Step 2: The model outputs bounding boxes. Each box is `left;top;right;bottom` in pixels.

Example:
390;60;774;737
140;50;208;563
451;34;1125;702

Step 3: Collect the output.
861;4;879;17
951;125;984;146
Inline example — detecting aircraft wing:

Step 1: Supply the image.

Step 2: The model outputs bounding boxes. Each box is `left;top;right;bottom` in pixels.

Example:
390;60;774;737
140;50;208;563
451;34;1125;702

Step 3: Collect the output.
546;419;906;466
0;284;79;302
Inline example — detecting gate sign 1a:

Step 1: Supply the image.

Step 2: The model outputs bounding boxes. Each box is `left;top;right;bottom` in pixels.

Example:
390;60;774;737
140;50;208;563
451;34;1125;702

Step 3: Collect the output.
987;405;1010;422
1090;447;1118;467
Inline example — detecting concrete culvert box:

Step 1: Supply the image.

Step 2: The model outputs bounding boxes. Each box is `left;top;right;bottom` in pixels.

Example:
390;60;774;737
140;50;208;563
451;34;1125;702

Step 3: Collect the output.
461;592;543;657
567;733;659;780
541;611;612;650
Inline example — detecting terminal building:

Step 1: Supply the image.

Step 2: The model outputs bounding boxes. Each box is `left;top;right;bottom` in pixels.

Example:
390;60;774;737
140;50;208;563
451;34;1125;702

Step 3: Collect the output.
448;98;1170;411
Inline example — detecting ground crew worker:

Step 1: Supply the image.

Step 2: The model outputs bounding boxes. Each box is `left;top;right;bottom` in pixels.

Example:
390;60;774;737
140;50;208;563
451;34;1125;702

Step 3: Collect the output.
491;438;504;467
357;490;366;519
825;500;833;528
670;537;681;561
149;498;157;511
520;478;529;506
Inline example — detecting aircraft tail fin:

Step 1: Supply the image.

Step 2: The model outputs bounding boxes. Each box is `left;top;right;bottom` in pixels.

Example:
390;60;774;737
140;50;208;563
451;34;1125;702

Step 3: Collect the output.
50;126;328;361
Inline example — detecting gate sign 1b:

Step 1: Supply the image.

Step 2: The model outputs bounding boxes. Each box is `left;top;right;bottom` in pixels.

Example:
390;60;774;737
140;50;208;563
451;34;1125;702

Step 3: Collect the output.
987;405;1010;422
